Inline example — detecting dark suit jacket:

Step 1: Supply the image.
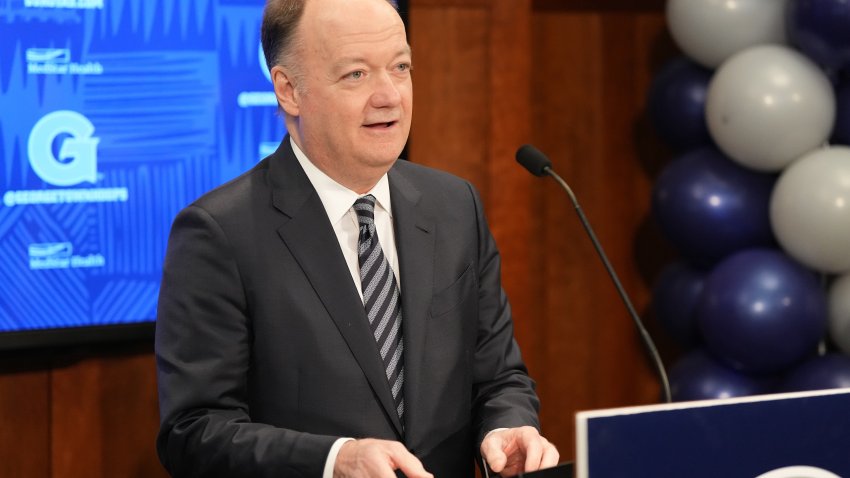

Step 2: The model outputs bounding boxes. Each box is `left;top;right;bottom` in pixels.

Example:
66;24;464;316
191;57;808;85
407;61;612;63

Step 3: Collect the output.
155;138;540;477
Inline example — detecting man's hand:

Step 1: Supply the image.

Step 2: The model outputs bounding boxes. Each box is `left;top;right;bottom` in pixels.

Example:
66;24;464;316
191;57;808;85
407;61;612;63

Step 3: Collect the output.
480;426;559;477
334;438;433;478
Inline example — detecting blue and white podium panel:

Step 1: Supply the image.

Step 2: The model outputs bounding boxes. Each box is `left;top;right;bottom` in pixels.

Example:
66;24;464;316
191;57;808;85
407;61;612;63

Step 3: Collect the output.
576;388;850;478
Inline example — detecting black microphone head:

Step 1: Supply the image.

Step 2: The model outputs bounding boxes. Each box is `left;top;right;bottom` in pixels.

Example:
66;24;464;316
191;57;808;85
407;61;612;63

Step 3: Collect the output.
515;144;552;177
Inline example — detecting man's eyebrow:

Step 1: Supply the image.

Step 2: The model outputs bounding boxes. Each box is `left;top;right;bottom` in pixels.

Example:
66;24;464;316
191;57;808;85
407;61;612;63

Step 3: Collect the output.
333;47;413;71
326;57;361;77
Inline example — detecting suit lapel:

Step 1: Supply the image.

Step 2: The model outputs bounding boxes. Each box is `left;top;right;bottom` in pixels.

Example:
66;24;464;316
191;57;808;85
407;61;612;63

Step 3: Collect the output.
388;165;435;445
270;139;404;437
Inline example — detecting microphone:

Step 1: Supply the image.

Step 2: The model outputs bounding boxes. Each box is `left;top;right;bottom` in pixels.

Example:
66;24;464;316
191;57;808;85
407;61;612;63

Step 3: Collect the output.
516;144;551;177
516;144;672;404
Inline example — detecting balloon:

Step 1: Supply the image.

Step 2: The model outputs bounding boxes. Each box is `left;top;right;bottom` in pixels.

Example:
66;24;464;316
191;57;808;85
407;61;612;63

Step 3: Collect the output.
770;146;850;273
706;45;835;172
646;57;713;151
787;0;850;77
698;249;827;373
828;273;850;354
666;0;787;68
832;82;850;146
779;353;850;392
670;349;770;401
652;148;776;265
652;262;707;348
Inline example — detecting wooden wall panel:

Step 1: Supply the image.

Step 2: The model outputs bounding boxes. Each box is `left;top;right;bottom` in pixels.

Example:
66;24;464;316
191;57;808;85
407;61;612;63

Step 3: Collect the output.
0;344;165;478
97;350;165;478
0;359;50;478
49;345;166;478
51;353;103;477
407;6;490;187
409;0;546;377
529;9;672;457
484;0;546;379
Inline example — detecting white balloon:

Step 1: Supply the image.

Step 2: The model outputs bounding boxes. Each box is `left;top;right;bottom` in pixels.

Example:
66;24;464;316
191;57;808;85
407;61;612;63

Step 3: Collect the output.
829;274;850;355
770;146;850;273
706;45;835;172
666;0;787;68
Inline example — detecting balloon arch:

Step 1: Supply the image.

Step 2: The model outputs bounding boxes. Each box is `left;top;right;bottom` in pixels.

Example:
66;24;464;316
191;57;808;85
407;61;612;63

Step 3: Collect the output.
647;0;850;401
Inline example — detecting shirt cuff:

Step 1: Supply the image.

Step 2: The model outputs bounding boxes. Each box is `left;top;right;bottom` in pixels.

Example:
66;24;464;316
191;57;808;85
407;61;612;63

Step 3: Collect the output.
322;437;355;478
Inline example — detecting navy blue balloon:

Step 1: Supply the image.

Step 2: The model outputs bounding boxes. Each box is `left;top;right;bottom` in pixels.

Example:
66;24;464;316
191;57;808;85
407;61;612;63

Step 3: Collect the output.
670;349;769;402
647;57;714;151
787;0;850;77
698;249;827;373
652;262;707;348
779;353;850;392
651;148;777;266
832;81;850;145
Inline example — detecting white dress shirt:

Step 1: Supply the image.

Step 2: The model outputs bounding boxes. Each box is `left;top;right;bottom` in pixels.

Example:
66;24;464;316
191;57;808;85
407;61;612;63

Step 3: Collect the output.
292;139;500;475
290;138;400;478
291;138;401;299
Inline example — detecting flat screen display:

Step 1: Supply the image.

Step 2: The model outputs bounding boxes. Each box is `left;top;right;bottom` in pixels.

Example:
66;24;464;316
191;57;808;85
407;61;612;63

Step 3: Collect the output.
0;0;409;350
0;0;286;349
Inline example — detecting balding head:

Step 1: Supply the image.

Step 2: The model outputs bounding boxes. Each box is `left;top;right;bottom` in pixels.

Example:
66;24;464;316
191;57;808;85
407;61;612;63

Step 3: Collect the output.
261;0;399;80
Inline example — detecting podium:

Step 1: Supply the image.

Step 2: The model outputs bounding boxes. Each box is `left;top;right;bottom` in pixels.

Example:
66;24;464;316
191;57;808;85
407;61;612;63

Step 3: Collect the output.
574;387;850;478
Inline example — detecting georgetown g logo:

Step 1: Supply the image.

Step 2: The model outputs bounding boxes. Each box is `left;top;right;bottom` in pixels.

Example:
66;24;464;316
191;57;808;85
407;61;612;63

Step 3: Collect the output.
27;110;99;186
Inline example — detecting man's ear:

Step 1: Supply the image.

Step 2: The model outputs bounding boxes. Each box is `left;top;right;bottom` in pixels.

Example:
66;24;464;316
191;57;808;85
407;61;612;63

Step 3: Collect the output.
272;66;300;117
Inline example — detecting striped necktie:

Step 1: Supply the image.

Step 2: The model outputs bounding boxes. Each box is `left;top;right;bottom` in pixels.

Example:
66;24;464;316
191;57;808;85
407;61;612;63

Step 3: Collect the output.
354;194;404;422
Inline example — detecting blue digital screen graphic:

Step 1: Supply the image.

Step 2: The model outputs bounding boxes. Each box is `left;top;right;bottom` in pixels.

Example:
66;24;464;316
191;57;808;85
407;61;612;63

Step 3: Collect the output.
0;0;284;343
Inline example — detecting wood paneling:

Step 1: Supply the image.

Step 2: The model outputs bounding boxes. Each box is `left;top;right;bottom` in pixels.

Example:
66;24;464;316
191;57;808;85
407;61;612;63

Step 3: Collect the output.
534;0;666;12
407;5;490;187
528;9;672;457
0;343;166;478
50;345;165;478
0;359;50;477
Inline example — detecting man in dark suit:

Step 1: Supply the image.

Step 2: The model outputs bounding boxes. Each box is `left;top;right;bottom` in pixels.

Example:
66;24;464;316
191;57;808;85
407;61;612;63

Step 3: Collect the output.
155;0;558;476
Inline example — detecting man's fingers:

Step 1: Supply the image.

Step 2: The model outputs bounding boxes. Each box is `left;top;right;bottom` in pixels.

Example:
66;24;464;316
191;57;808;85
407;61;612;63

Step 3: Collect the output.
521;428;544;472
540;439;560;470
394;453;434;478
481;427;560;475
480;433;508;472
521;429;560;473
390;442;433;478
335;439;433;478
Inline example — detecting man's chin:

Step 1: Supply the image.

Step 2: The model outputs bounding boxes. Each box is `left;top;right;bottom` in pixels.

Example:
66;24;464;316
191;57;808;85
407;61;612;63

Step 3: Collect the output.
361;143;407;163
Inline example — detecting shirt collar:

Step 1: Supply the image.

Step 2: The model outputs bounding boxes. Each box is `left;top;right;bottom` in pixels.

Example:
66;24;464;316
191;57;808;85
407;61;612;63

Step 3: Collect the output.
290;137;393;224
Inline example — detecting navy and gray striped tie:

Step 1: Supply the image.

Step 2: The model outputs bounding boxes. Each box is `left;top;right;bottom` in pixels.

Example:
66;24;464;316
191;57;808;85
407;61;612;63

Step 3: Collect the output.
354;194;404;422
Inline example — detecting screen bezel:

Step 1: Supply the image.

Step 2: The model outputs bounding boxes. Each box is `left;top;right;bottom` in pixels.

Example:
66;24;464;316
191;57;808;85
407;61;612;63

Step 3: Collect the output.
0;322;155;351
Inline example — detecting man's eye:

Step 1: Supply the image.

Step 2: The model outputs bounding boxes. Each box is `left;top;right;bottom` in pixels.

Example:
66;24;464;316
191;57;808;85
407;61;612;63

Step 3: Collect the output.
397;63;411;72
346;71;364;80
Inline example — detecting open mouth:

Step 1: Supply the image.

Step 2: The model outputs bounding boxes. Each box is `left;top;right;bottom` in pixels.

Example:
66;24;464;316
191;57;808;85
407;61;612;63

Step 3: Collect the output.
364;121;397;129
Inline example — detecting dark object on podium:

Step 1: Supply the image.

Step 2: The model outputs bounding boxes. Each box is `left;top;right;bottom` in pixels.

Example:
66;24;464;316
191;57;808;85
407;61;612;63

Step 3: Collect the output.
517;463;574;477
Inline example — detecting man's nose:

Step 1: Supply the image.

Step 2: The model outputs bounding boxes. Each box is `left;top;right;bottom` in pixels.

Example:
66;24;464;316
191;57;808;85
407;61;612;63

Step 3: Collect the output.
370;71;403;107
